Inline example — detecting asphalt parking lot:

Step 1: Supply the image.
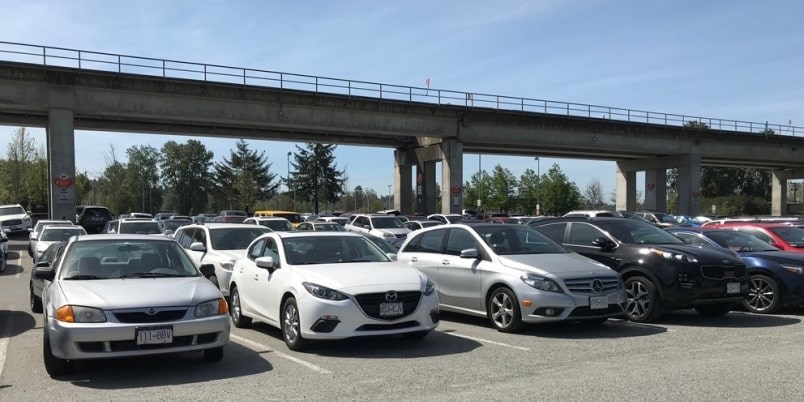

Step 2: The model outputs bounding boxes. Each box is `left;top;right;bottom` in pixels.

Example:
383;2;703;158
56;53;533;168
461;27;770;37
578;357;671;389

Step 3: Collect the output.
2;236;803;401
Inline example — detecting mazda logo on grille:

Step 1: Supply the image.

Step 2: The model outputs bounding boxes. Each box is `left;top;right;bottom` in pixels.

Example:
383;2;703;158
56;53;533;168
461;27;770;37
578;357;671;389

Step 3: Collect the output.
723;260;731;265
146;308;158;316
591;280;604;293
385;291;398;302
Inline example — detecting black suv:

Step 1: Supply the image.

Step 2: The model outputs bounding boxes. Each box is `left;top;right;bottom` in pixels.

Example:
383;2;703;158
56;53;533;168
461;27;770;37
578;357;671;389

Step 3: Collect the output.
529;217;749;322
76;206;112;234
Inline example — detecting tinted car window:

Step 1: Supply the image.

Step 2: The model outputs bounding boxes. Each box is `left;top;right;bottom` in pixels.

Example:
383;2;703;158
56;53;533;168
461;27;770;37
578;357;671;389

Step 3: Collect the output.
534;222;566;243
209;227;270;250
445;228;478;255
768;226;804;245
418;229;446;253
371;217;404;229
568;223;606;246
596;219;684;244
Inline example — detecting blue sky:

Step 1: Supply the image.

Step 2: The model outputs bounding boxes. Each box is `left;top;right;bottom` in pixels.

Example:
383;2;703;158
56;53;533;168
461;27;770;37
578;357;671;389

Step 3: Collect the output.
1;0;802;200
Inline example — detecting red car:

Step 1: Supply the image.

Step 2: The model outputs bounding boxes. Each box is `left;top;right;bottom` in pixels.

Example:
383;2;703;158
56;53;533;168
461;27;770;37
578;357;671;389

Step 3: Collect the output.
701;222;804;253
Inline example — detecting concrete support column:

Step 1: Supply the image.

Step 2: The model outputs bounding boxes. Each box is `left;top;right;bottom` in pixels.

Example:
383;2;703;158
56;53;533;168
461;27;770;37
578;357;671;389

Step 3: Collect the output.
440;140;463;214
615;162;636;211
393;150;412;215
644;169;667;212
47;108;76;221
676;154;702;216
424;161;437;215
771;170;790;216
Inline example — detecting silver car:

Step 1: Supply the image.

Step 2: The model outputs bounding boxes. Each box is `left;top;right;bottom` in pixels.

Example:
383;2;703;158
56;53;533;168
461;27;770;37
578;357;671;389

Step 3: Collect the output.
396;223;626;332
34;234;230;376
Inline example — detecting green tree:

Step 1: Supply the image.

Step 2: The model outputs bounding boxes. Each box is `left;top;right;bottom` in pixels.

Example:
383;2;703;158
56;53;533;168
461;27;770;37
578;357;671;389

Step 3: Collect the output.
212;139;278;212
517;168;540;215
540;163;581;216
463;170;493;212
160;140;214;214
287;143;347;214
486;164;518;213
125;145;162;213
3;127;37;206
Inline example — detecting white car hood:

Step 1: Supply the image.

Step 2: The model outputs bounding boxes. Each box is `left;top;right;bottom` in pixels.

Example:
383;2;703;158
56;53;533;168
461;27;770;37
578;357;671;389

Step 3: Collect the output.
58;277;221;309
293;262;424;294
497;253;616;278
371;228;409;236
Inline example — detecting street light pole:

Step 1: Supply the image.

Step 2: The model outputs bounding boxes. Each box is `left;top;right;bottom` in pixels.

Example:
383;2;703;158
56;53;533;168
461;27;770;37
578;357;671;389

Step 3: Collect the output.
387;184;392;210
535;157;540;216
286;151;292;210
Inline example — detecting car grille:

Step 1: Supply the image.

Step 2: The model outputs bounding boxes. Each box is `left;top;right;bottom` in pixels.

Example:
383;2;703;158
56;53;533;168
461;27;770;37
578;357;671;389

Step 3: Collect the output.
567;304;625;318
77;332;220;352
395;234;407;239
356;321;420;331
2;219;22;226
113;308;188;323
563;277;621;294
701;265;747;280
354;291;421;320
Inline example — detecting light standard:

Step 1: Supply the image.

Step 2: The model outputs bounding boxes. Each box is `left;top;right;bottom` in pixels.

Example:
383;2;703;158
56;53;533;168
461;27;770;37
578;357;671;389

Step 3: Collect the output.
478;153;482;213
286;151;292;209
534;157;540;216
387;184;392;210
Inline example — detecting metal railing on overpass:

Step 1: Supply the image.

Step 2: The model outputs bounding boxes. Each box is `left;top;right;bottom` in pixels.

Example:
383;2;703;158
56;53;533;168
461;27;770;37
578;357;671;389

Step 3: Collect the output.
1;41;800;136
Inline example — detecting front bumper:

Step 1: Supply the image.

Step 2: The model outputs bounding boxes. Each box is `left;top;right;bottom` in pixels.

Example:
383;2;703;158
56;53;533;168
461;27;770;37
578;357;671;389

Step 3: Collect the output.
519;287;627;323
665;277;750;308
298;291;439;339
47;313;230;360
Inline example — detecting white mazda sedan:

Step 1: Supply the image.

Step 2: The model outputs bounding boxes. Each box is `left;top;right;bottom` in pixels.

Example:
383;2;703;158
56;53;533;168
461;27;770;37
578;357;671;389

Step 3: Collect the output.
34;235;231;376
229;232;439;351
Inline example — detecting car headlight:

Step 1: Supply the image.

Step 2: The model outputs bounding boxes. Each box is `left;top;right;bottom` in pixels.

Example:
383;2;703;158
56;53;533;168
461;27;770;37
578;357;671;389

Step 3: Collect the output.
381;231;395;238
219;260;235;271
195;298;229;317
423;278;435;296
302;282;348;301
781;265;804;275
649;248;698;263
56;305;106;323
520;274;563;293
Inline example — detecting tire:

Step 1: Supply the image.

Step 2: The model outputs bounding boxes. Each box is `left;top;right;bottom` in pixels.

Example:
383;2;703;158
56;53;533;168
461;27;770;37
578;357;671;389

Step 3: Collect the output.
402;330;430;340
624;276;663;323
229;287;252;328
203;347;224;362
43;325;72;376
30;285;43;314
743;274;782;314
487;287;524;333
695;302;734;317
281;297;309;351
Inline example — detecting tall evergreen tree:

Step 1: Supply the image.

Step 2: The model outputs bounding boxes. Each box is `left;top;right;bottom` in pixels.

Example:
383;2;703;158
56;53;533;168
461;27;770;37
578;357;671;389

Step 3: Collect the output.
212;139;278;212
540;163;581;216
287;143;347;214
160;139;213;214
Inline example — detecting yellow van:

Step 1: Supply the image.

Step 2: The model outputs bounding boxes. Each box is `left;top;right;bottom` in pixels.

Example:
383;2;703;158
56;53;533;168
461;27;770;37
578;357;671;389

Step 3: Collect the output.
253;210;304;227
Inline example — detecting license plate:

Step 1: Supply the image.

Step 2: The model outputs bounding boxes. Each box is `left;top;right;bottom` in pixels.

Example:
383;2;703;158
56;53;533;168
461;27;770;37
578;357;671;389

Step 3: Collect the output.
727;282;740;294
136;326;173;345
379;302;404;316
590;296;608;310
10;225;19;231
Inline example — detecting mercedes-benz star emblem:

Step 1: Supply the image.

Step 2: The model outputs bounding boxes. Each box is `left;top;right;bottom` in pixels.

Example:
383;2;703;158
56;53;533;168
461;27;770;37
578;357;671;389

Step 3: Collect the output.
591;279;604;293
146;308;158;316
385;291;398;302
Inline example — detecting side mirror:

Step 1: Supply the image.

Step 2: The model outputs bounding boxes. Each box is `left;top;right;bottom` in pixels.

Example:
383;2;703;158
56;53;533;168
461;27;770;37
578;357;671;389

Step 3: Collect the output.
35;261;50;268
460;248;479;259
199;263;215;278
190;242;207;252
255;256;278;273
164;229;174;236
29;237;37;242
34;266;55;281
592;237;617;250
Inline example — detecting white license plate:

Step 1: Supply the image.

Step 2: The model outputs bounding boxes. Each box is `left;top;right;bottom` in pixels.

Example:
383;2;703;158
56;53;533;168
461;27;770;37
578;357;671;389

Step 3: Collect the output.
136;326;173;345
727;282;740;294
379;302;404;316
590;296;608;310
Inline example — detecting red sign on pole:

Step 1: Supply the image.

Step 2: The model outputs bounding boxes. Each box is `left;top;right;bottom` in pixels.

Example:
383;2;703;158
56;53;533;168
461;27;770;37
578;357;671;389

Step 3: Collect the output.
451;185;463;194
417;173;424;185
54;175;73;188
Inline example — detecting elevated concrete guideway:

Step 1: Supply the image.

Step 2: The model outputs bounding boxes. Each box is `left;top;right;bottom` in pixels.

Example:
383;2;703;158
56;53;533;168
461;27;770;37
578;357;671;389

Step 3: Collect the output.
1;41;804;219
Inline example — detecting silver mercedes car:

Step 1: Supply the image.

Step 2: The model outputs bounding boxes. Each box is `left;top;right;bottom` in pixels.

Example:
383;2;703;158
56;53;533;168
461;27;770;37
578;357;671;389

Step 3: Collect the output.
396;223;627;332
34;234;231;376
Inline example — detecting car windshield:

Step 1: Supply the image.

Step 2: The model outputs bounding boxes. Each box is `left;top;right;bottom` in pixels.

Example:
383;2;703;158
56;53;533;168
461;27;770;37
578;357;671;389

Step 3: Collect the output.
372;217;404;229
59;240;199;279
210;227;271;250
40;228;86;241
473;226;569;255
703;231;779;252
161;220;191;232
274;213;303;224
283;235;391;265
598;219;685;244
259;220;292;231
0;206;25;215
315;223;345;232
363;235;398;253
120;221;162;234
768;226;804;246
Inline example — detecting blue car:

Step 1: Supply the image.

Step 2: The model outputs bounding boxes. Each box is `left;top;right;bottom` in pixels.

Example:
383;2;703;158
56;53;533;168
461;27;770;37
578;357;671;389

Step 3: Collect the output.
668;227;804;314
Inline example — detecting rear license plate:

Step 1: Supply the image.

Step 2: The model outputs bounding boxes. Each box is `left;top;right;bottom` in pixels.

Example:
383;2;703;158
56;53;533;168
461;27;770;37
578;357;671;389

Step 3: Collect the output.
727;282;740;294
379;302;404;316
136;326;173;345
590;296;608;310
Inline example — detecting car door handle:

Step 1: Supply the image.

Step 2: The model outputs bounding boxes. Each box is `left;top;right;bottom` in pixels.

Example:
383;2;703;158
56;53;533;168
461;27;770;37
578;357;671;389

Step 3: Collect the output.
441;260;450;265
410;257;418;262
253;274;259;281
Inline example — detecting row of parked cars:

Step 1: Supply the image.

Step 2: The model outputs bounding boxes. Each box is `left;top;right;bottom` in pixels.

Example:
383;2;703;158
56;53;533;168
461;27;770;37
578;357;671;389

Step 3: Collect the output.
20;205;804;378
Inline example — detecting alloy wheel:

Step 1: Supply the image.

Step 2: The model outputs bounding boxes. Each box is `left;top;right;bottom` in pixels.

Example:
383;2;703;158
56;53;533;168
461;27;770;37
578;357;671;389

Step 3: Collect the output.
283;303;300;344
626;281;651;320
231;291;242;321
746;276;775;312
490;292;514;329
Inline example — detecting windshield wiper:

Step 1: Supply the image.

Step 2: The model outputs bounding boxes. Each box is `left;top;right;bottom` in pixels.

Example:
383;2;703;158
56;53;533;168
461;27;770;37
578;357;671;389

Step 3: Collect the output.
63;275;104;280
123;272;189;278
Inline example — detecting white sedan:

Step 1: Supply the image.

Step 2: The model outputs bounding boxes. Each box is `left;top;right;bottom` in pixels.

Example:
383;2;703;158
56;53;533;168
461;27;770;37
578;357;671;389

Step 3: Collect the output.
229;232;439;351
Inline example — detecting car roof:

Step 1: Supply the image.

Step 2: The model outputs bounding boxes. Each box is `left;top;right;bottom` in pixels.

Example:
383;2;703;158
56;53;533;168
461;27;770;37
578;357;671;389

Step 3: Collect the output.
268;231;367;239
249;217;290;221
182;223;266;229
73;234;175;242
703;222;796;228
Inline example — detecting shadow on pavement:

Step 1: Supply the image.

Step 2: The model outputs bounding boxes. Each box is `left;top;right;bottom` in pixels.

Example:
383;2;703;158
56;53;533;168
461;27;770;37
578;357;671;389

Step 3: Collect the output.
0;310;37;338
250;321;482;358
657;309;801;327
65;342;272;388
0;264;24;276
